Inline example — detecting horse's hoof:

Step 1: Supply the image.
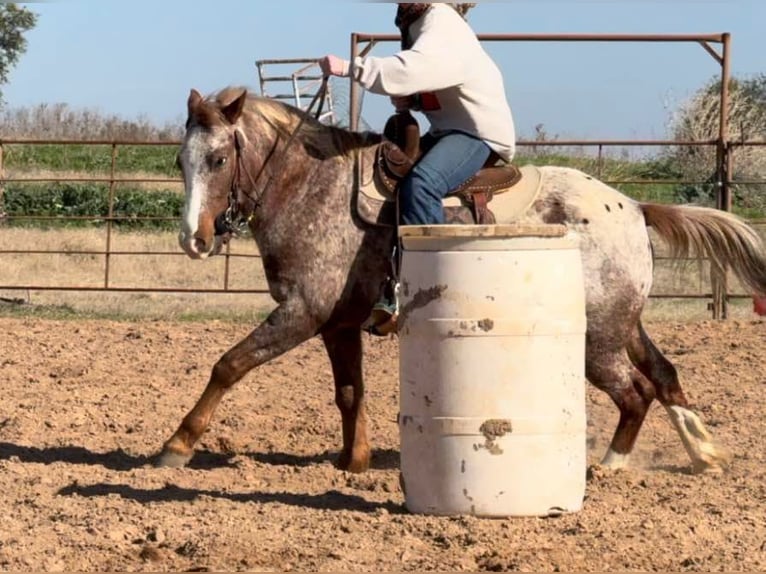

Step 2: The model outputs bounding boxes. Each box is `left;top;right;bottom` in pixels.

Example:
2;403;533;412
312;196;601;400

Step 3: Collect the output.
336;450;370;474
691;459;728;475
344;458;370;474
155;449;193;468
691;444;732;475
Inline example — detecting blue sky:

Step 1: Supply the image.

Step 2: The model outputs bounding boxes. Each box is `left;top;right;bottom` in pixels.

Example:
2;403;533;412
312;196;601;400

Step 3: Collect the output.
3;1;763;139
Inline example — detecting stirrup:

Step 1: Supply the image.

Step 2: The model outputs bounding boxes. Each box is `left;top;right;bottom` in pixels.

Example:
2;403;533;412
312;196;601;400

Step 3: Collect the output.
364;312;399;337
362;281;400;337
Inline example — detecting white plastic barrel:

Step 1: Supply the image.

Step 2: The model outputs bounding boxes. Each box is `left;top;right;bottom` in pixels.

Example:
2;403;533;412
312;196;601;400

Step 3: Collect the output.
398;224;587;517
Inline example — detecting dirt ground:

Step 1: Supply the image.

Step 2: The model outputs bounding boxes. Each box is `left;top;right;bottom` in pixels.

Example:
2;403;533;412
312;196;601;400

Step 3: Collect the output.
0;315;765;572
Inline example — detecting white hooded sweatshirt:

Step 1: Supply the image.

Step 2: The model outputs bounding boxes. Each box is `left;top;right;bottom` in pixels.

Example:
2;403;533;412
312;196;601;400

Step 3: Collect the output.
351;4;516;162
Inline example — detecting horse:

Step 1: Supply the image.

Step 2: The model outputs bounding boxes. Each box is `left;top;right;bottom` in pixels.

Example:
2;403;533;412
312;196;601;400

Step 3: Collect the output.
158;85;766;476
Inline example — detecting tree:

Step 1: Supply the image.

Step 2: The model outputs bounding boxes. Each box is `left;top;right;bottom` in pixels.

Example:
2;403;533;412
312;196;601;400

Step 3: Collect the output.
0;4;36;221
0;3;37;102
667;74;766;209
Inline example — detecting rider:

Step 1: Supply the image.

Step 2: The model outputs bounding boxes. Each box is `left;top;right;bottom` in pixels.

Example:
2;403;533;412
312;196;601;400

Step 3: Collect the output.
320;3;516;332
321;3;516;225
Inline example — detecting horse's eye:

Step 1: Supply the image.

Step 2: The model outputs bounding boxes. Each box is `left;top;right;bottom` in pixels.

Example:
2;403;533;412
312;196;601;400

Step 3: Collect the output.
216;157;228;167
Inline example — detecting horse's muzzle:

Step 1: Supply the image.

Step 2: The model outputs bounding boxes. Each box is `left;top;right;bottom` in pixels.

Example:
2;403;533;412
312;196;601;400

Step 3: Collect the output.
178;230;224;260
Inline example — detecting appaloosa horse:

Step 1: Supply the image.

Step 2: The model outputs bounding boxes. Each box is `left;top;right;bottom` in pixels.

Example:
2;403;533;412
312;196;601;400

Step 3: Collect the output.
159;86;766;475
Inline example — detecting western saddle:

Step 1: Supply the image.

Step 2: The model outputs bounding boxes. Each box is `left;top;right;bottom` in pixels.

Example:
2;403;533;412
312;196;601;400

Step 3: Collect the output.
377;111;522;224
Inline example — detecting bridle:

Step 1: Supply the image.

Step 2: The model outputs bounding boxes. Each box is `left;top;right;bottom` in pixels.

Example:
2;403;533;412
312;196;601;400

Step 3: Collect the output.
215;77;329;236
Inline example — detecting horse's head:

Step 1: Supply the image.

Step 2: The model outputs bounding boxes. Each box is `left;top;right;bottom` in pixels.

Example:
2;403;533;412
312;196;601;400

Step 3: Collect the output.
177;87;249;260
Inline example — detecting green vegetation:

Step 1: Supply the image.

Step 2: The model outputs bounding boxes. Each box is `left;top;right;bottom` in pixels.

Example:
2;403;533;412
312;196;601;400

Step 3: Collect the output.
0;4;37;102
0;145;734;228
667;73;766;210
0;299;271;323
0;142;183;229
2;143;180;175
0;72;763;228
516;150;713;207
2;182;184;229
0;86;761;324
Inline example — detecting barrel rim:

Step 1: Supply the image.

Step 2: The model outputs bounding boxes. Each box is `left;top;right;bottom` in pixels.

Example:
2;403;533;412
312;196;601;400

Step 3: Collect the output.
398;224;568;239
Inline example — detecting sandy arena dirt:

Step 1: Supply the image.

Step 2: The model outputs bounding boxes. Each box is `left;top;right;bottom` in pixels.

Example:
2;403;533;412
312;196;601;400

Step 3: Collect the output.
0;316;765;572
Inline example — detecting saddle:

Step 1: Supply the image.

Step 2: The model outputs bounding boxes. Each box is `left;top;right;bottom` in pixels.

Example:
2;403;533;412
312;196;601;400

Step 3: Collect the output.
377;111;523;224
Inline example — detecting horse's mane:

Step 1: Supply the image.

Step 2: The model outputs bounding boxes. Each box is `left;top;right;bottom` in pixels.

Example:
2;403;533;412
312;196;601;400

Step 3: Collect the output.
206;87;378;159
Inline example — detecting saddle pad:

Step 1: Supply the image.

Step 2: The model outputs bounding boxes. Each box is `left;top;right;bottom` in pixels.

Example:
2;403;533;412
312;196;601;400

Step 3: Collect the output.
358;157;542;223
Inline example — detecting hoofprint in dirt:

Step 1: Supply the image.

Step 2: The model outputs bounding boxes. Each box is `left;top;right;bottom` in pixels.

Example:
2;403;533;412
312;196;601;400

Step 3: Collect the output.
0;317;764;572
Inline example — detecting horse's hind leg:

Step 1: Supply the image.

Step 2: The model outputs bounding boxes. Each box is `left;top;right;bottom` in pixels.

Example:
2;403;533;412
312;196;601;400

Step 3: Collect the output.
627;321;731;474
587;346;656;470
322;327;371;473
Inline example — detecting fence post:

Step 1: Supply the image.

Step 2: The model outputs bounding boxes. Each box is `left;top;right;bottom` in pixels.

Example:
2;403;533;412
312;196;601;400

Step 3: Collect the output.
349;33;360;131
711;32;731;320
597;144;604;180
0;142;5;223
104;143;118;288
223;241;232;291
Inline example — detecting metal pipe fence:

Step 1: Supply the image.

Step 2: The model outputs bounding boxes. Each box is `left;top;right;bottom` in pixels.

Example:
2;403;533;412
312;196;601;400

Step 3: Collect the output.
1;32;764;317
1;137;763;305
348;31;757;319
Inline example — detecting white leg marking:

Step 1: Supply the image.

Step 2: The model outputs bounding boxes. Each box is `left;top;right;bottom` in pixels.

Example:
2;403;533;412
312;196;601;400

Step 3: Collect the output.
601;448;631;470
665;405;731;473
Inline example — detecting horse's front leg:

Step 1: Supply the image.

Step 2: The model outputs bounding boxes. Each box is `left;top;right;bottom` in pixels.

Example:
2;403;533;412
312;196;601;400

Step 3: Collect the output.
156;298;317;467
322;327;370;473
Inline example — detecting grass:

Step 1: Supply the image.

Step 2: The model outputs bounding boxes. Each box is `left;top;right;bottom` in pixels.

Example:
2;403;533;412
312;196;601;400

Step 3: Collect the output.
0;286;755;324
643;297;757;322
1;139;758;215
0;283;755;323
1;225;762;324
0;298;272;324
2;168;183;192
0;138;762;324
0;227;276;321
2;143;180;177
515;151;688;205
0;142;715;206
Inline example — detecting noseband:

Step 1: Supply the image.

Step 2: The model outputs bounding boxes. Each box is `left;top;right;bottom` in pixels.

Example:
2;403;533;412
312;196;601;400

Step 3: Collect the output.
216;77;329;236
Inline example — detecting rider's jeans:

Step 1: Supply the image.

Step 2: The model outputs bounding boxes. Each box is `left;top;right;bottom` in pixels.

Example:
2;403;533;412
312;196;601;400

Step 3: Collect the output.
399;131;492;225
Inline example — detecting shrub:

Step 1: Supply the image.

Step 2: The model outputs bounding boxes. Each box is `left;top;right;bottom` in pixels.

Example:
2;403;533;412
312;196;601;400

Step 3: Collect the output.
665;74;766;208
0;102;183;141
1;143;180;176
1;183;184;229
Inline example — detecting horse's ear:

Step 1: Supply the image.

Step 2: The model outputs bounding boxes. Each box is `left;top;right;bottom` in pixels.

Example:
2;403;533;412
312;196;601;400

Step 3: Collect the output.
188;89;203;117
222;89;248;125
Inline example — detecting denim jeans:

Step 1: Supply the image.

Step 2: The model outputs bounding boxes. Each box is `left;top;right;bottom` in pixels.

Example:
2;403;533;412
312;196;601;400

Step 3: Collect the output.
399;131;492;225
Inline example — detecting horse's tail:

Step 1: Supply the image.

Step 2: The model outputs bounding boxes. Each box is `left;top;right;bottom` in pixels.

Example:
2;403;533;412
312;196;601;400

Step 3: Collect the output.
641;202;766;296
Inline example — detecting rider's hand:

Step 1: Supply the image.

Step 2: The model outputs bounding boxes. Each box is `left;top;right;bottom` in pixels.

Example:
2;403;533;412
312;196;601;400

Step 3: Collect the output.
319;55;350;77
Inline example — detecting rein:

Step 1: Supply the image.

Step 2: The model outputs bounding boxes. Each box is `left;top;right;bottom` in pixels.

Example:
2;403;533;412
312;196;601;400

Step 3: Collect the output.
217;77;329;236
